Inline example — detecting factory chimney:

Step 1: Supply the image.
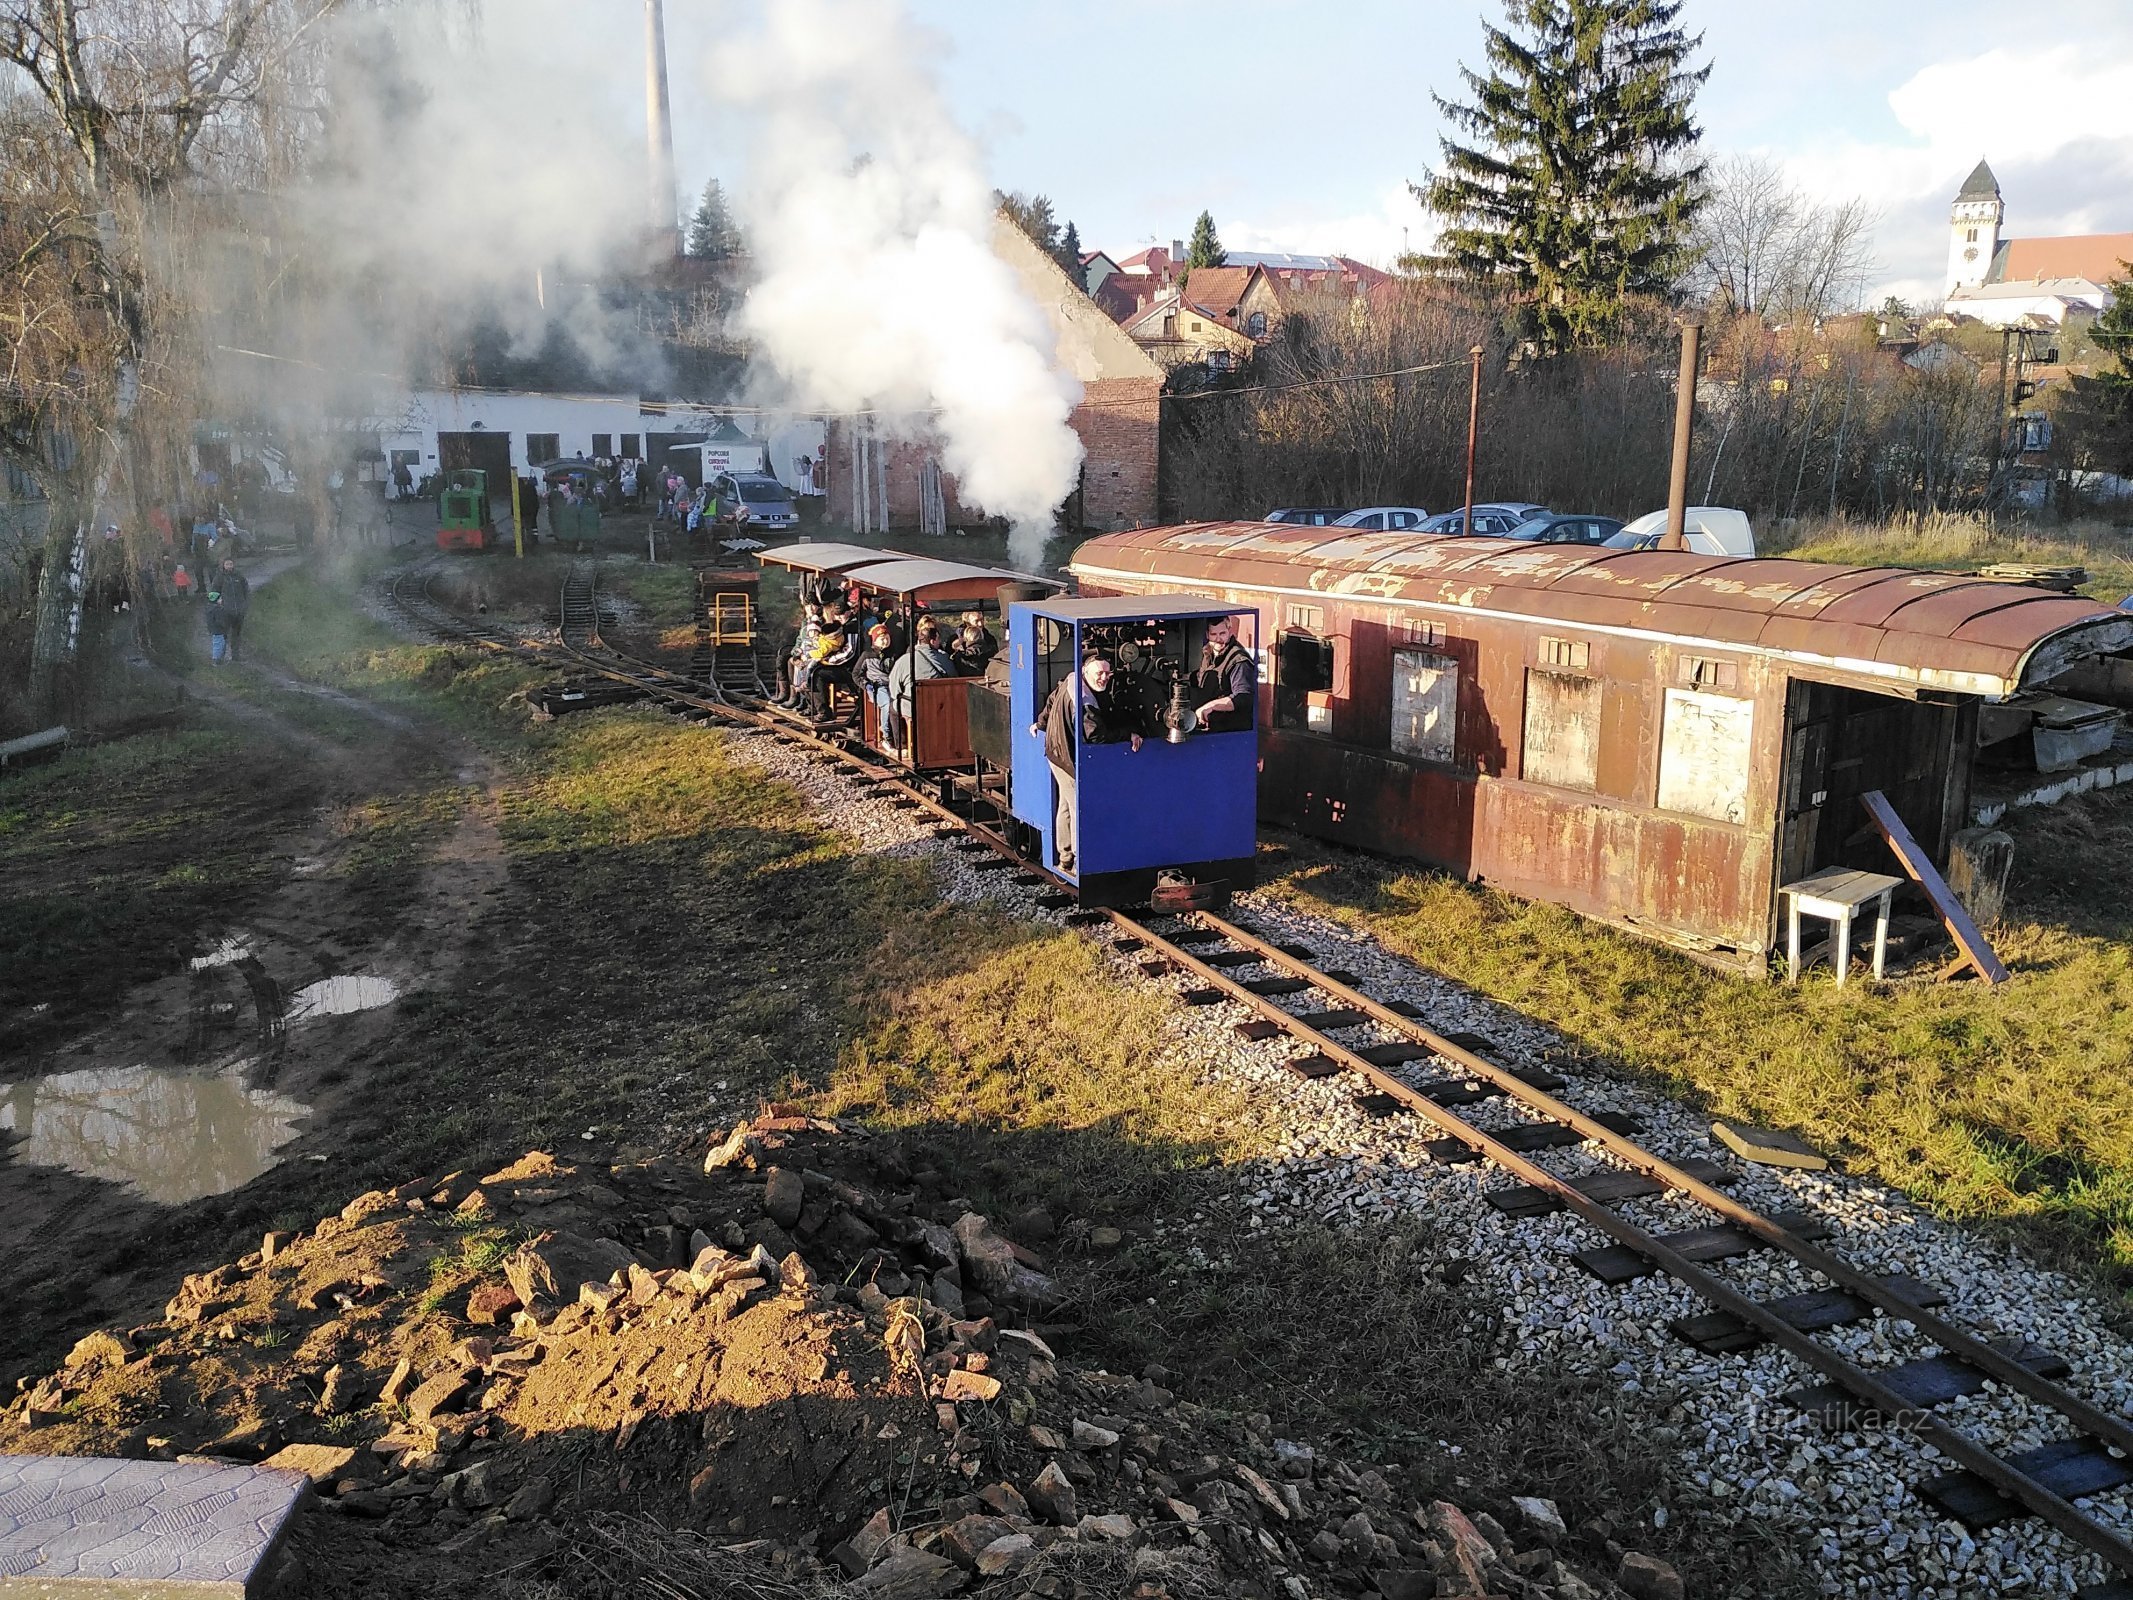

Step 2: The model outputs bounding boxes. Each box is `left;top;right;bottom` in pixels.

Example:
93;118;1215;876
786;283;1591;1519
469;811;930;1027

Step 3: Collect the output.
644;0;679;260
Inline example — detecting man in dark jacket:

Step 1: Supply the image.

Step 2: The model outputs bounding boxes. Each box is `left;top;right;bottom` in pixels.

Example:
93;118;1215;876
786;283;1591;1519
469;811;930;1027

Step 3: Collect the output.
1031;655;1143;874
216;558;252;662
1193;615;1257;733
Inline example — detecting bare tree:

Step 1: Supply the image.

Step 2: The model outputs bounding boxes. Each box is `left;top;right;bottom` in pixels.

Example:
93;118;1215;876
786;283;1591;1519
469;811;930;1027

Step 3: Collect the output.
1688;154;1876;321
1;0;348;717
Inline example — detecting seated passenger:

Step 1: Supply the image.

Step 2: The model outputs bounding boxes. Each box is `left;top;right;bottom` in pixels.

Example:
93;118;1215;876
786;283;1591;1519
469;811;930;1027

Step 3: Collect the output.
1192;614;1257;733
804;604;858;720
1029;655;1144;875
887;617;956;745
857;623;899;744
772;602;821;706
950;612;998;677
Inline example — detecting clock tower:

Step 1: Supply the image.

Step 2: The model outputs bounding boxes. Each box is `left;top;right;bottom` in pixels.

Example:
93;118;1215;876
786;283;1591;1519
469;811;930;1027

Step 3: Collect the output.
1947;158;2002;298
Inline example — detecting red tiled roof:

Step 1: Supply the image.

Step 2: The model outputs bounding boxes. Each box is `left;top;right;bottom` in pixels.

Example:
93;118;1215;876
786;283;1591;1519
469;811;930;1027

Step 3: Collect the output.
1176;265;1253;319
1998;235;2133;286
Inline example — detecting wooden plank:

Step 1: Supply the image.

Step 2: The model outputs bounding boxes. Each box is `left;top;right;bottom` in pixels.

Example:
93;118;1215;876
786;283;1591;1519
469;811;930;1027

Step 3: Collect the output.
1861;788;2008;984
1290;1009;1373;1031
1670;1275;1946;1354
1355;1041;1433;1066
1286;1054;1343;1080
1574;1211;1831;1284
1787;1343;2068;1426
1922;1438;2132;1527
1233;1019;1285;1042
1241;977;1313;997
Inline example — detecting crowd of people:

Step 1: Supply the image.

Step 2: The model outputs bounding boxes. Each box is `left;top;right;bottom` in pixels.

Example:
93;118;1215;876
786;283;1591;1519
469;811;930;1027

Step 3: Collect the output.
769;577;1000;745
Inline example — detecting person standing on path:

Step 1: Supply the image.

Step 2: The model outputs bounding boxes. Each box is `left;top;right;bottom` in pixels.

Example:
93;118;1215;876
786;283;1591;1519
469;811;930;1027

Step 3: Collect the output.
216;558;252;662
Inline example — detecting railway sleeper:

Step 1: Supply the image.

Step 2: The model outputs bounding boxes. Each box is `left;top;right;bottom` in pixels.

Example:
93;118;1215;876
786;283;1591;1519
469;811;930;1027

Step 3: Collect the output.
1289;1008;1374;1031
2077;1578;2133;1600
1785;1341;2070;1429
1572;1209;1831;1283
1427;1110;1644;1166
1669;1273;1946;1353
1487;1156;1737;1219
1241;976;1314;997
1201;950;1265;970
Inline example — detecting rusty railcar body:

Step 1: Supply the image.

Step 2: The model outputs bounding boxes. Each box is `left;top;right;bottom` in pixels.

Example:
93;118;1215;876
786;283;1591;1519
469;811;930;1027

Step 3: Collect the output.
1070;523;2133;968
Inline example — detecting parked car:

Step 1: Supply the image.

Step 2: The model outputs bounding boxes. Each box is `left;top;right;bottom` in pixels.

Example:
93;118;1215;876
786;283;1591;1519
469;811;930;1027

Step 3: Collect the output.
1330;506;1431;531
1419;503;1536;537
1505;512;1624;546
1602;507;1756;558
713;472;800;532
1263;507;1350;526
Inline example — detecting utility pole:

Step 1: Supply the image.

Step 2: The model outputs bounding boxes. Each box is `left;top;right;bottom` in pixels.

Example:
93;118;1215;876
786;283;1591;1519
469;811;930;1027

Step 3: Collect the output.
1462;346;1483;536
1661;320;1703;552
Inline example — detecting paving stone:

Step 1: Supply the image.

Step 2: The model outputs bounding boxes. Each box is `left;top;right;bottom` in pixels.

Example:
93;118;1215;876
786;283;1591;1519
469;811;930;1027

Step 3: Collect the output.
0;1455;308;1595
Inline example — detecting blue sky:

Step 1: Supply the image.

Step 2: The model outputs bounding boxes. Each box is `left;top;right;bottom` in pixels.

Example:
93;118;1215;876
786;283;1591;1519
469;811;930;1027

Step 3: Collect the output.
666;0;2133;305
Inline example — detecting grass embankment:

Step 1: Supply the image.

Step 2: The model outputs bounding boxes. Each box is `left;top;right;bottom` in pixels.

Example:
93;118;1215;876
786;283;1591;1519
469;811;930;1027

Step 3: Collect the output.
1768;510;2133;602
1267;784;2133;1298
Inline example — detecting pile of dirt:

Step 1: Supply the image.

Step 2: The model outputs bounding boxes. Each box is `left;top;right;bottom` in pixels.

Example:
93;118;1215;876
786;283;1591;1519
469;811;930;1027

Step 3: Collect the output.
2;1113;1680;1600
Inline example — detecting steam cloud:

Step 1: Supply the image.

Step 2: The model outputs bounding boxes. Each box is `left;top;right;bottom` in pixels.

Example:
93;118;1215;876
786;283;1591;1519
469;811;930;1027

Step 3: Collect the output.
713;0;1086;568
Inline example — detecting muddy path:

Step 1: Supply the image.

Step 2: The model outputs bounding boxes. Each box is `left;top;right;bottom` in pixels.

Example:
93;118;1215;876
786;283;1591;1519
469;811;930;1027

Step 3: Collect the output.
0;647;510;1384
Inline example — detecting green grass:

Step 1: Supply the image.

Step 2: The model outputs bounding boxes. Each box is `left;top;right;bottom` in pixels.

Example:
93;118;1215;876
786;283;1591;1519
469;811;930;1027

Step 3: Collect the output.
1266;782;2133;1298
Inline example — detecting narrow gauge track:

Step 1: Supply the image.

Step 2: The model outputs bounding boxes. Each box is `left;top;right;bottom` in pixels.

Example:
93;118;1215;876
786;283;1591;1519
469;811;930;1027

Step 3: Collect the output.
382;555;2133;1593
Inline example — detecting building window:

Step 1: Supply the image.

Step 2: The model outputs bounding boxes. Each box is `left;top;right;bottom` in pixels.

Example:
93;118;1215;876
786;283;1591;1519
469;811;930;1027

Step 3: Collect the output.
1208;349;1232;371
1966;228;1978;243
1391;650;1458;764
527;433;560;463
1521;670;1601;791
620;433;641;459
1275;630;1335;733
592;433;612;458
1246;311;1268;337
1656;689;1753;824
1162;314;1177;338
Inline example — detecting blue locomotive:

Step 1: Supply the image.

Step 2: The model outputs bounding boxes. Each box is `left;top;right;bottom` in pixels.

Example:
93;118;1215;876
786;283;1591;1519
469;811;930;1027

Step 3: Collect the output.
971;593;1261;910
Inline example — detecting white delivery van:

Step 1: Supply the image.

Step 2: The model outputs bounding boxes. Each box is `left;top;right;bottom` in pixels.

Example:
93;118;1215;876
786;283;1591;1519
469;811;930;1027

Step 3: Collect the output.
1604;507;1756;558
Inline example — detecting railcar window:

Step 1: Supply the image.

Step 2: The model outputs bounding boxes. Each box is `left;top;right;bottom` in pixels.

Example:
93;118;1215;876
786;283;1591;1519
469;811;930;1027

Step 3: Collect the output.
1275;630;1335;732
1391;650;1458;764
1521;669;1601;791
1656;689;1754;824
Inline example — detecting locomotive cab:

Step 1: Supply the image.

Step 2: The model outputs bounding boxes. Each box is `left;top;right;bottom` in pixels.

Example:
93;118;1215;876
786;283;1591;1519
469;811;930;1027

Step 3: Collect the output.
436;468;493;552
998;595;1260;909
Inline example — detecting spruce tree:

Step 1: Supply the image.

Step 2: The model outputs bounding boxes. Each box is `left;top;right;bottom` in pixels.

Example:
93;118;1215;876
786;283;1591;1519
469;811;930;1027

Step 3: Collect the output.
1057;219;1086;286
999;192;1061;258
686;178;740;259
1186;211;1227;270
1410;0;1708;350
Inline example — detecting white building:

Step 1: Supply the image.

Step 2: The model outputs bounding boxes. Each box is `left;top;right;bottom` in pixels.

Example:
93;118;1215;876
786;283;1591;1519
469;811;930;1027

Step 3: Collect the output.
1942;159;2132;327
373;389;822;494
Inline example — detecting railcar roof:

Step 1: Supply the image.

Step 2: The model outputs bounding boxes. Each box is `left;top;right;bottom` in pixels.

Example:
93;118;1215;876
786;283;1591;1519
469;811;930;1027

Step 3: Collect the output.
757;542;918;573
840;558;1054;599
1069;522;2133;698
1029;593;1251;622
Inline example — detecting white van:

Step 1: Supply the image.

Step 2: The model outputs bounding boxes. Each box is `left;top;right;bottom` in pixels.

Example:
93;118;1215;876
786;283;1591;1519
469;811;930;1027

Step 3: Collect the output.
1603;507;1756;558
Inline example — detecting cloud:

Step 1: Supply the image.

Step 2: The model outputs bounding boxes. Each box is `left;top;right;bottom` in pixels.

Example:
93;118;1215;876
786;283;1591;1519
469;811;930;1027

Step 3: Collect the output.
1222;183;1429;270
1773;45;2133;303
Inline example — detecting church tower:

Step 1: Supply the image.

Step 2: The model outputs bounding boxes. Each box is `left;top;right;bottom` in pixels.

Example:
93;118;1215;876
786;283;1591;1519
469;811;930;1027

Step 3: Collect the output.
1947;158;2002;297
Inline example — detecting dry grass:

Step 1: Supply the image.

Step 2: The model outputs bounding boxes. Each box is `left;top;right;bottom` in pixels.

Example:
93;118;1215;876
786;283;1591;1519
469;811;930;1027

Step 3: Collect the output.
1265;780;2133;1299
1765;510;2133;601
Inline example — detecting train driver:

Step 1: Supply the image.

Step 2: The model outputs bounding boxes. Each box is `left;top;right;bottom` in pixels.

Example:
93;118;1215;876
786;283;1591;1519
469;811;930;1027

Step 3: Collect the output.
1193;615;1257;733
1031;654;1143;875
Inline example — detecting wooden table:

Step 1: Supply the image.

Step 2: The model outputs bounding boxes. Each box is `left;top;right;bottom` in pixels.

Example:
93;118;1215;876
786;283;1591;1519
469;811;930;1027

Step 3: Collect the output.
1779;867;1905;984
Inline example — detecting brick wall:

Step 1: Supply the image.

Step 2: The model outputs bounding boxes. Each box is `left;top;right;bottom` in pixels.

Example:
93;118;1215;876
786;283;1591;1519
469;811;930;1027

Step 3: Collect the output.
824;378;1162;534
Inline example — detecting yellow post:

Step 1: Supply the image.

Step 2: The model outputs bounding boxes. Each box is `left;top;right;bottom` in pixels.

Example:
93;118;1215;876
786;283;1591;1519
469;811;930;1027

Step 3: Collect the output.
509;469;524;558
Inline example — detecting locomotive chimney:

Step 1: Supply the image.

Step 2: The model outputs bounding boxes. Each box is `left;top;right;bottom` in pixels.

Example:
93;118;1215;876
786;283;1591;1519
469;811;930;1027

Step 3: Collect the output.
644;0;680;261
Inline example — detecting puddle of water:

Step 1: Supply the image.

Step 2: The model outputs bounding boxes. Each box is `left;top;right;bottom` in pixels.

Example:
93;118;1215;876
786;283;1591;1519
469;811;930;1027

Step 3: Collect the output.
0;1061;309;1205
283;975;399;1024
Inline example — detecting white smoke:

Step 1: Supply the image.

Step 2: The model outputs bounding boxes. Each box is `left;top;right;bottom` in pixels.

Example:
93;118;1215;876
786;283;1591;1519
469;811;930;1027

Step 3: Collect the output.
710;0;1085;568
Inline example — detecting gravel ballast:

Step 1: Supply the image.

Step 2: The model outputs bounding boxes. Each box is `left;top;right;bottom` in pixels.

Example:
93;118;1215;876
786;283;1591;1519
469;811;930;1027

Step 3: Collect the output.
715;715;2133;1600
